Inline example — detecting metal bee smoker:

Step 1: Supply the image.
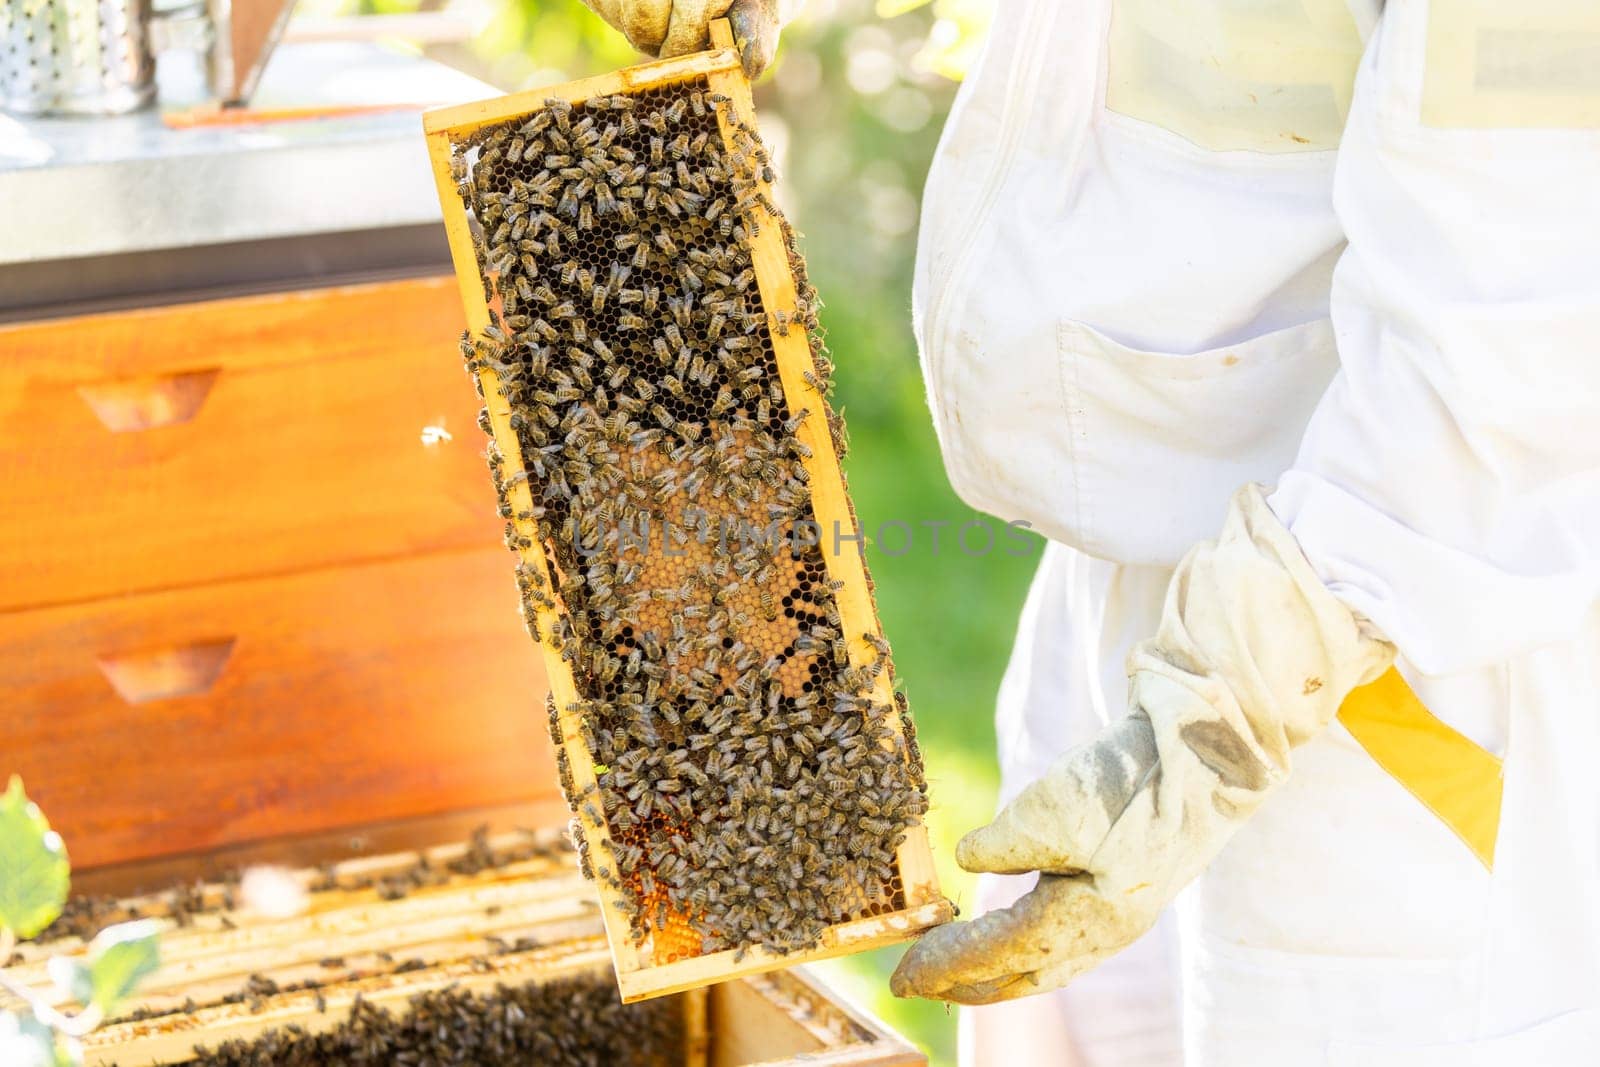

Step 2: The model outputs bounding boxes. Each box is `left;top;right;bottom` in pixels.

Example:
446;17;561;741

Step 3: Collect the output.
0;0;291;115
1;0;162;114
424;20;952;1003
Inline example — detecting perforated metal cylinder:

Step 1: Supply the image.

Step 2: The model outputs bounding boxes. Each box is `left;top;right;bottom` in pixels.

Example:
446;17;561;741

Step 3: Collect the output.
1;0;156;116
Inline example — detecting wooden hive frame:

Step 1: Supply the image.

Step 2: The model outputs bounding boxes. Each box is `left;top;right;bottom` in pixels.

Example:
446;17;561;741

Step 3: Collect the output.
7;834;695;1065
8;835;924;1066
421;22;950;1002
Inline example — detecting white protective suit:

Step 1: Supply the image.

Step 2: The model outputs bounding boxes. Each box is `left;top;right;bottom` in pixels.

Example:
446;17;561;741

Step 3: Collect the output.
913;0;1600;1064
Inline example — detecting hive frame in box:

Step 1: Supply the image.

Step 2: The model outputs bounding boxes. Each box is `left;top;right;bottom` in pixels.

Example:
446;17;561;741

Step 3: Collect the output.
2;836;689;1065
8;833;924;1065
421;22;951;1002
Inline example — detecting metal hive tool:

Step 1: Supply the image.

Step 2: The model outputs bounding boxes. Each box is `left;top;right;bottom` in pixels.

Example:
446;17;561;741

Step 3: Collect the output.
423;21;951;1002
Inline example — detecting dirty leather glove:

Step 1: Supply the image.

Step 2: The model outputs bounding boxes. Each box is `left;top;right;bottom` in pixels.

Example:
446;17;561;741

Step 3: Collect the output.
891;483;1395;1004
579;0;788;78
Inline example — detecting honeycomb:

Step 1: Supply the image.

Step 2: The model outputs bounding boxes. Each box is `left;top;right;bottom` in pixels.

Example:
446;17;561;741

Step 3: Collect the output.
447;80;928;963
190;972;685;1066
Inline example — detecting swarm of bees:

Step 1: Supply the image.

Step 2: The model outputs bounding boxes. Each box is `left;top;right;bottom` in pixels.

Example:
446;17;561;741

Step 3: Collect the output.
449;82;928;959
190;974;684;1066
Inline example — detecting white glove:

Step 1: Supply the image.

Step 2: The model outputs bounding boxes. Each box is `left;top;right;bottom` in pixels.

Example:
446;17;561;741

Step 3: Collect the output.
891;484;1395;1004
580;0;788;77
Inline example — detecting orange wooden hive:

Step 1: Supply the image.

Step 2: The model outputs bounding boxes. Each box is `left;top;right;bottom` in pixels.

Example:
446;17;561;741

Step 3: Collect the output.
0;278;562;877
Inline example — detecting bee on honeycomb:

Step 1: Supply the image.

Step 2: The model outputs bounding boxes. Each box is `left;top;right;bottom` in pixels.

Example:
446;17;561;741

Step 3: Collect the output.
451;85;927;961
191;973;685;1066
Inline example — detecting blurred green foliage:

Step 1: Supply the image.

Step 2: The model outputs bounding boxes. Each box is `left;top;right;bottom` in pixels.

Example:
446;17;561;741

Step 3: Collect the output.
325;1;1021;1060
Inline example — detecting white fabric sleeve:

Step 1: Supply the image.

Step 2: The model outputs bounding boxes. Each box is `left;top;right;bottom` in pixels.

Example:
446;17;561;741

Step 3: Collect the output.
1270;0;1600;675
889;485;1395;1005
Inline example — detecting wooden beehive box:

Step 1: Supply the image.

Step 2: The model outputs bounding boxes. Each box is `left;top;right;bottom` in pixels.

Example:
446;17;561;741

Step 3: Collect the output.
7;833;924;1066
0;279;563;876
421;22;951;1002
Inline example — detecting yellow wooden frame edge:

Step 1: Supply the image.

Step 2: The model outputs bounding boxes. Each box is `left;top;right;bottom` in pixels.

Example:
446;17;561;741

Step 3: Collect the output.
422;22;951;1002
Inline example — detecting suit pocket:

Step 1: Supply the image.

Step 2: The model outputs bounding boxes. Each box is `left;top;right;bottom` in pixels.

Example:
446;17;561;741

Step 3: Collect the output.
1056;316;1337;564
1105;0;1367;153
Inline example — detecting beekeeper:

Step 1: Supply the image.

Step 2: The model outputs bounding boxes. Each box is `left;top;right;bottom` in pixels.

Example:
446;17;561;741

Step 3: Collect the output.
578;1;1600;1064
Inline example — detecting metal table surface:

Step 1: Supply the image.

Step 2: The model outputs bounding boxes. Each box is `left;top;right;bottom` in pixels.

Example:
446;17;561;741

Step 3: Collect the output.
0;41;495;316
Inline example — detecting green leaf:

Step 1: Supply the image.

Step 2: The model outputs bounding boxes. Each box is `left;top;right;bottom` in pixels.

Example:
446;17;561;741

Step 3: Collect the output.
80;920;162;1013
0;777;70;939
0;1011;74;1067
